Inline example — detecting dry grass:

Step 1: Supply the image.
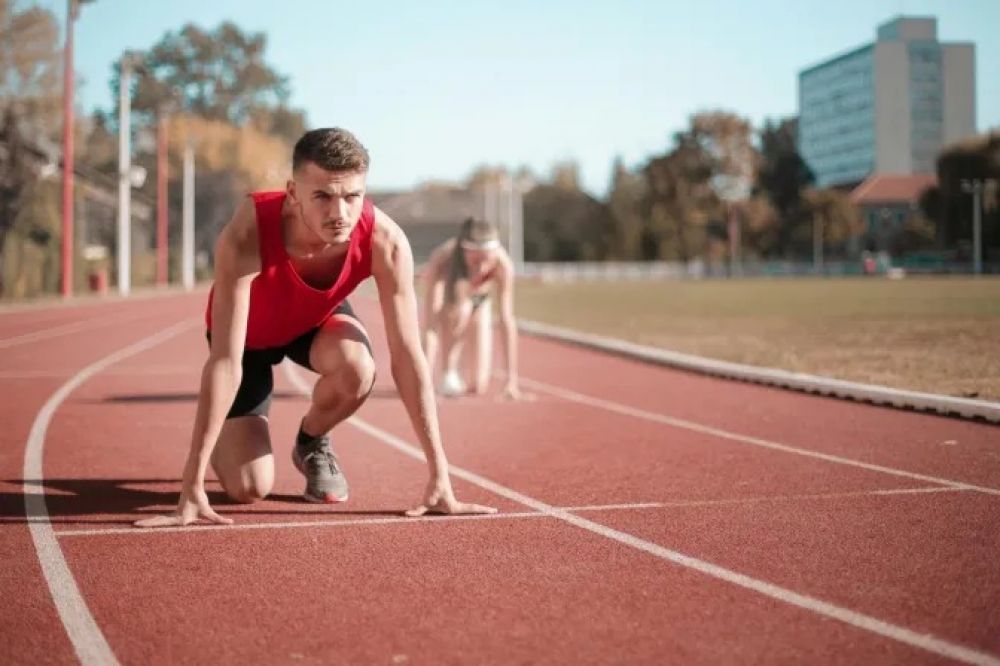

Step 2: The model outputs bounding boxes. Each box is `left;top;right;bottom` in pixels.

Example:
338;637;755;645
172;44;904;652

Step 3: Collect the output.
514;276;1000;402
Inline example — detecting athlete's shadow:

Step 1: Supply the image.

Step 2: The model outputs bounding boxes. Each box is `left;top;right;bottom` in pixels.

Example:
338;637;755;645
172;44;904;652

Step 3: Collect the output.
97;391;302;404
0;478;406;526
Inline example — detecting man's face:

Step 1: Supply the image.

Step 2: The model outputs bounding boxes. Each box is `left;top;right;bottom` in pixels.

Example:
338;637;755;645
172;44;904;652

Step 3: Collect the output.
287;162;367;246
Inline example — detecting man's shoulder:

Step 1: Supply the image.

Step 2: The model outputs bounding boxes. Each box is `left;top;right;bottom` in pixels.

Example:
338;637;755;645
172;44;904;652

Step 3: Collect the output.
218;195;261;257
368;205;416;277
370;205;406;247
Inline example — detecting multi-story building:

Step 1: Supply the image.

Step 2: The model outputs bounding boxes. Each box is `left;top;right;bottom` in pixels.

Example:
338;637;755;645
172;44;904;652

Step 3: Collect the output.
798;16;975;189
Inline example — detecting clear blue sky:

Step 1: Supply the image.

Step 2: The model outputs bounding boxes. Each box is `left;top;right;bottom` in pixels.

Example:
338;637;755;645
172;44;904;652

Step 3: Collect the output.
38;0;1000;196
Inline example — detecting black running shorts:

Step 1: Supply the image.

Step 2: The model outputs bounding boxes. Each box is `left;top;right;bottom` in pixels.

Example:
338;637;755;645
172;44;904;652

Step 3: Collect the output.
207;300;372;419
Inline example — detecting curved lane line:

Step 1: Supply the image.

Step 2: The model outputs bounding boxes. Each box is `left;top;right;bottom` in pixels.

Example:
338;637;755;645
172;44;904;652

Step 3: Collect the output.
23;319;198;665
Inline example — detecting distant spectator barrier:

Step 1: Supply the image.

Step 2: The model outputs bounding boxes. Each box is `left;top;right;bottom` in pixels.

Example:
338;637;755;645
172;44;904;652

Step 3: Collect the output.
520;259;1000;282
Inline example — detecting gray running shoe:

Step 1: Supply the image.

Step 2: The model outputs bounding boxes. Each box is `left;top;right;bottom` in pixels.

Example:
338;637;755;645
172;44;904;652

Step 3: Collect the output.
291;437;349;504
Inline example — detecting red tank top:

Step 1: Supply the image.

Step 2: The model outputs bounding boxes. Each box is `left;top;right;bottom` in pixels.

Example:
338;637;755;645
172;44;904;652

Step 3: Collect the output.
206;191;376;349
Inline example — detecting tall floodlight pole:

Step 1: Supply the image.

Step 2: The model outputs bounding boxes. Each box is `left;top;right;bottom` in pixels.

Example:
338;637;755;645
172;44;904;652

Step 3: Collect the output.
960;179;996;275
728;204;742;277
60;0;79;297
182;141;195;290
503;174;514;255
512;177;526;271
484;179;496;228
813;214;824;275
117;53;136;296
156;110;169;285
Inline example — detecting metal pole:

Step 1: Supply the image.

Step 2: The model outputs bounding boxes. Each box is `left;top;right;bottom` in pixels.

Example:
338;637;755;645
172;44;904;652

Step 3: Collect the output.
503;174;513;252
60;0;76;297
117;55;132;296
156;113;168;285
182;142;195;290
728;204;741;277
512;183;524;270
484;180;496;227
972;184;982;276
813;214;824;275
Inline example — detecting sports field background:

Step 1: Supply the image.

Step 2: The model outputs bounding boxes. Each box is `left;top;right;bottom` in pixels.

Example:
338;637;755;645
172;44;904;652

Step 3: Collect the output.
514;276;1000;402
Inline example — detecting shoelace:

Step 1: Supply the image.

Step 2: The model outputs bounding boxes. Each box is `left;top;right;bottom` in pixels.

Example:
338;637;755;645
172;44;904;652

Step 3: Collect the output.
305;445;341;475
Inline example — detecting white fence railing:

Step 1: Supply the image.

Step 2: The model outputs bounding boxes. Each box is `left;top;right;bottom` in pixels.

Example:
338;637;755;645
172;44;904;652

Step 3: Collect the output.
519;260;1000;281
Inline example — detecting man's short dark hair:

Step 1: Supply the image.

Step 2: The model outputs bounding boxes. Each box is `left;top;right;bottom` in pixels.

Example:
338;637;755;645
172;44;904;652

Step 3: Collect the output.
292;128;370;173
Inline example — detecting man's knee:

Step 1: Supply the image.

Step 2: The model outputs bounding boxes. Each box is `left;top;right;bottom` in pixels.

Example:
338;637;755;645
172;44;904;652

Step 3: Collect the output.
319;346;376;401
221;475;272;504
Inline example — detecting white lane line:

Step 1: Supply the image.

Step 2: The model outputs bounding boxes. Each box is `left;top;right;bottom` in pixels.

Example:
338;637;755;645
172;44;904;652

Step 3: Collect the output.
0;367;201;380
522;377;1000;497
0;312;142;350
283;363;1000;666
23;319;198;666
568;486;966;512
57;511;543;537
54;486;959;539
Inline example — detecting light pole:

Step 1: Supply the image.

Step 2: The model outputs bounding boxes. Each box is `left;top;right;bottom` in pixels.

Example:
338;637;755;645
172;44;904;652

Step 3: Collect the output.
117;51;143;296
60;0;94;297
60;0;77;296
961;178;998;275
813;213;824;275
156;105;171;286
181;140;196;290
728;204;742;277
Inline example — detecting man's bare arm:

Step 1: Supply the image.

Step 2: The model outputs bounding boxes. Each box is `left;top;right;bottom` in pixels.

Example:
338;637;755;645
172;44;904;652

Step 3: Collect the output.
135;196;260;528
371;208;494;516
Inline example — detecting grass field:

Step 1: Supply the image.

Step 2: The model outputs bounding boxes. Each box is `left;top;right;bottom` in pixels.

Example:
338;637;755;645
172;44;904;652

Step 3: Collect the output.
514;276;1000;403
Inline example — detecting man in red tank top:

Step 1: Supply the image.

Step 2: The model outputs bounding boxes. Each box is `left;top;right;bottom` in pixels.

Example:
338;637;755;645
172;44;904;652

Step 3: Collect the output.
137;128;495;527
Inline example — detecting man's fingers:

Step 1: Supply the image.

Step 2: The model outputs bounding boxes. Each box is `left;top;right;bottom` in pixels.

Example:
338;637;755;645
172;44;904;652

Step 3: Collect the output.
405;504;430;518
133;515;182;529
203;510;233;525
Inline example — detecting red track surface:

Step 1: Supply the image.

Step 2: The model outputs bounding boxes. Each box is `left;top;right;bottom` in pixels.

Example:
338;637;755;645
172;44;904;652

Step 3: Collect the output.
1;291;998;665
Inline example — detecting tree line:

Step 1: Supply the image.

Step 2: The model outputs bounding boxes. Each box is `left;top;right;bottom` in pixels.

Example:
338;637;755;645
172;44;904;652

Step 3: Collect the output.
520;113;999;265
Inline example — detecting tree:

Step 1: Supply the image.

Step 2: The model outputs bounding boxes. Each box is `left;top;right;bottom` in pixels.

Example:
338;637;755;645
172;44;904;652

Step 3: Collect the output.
642;123;718;261
0;1;61;133
921;132;1000;256
736;194;780;260
799;188;863;260
637;111;758;262
755;117;814;257
691;111;757;204
0;1;62;296
523;183;613;261
606;156;645;260
521;161;613;262
110;21;308;143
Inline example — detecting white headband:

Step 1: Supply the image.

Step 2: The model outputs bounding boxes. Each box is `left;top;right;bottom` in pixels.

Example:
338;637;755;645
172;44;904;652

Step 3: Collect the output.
460;239;501;251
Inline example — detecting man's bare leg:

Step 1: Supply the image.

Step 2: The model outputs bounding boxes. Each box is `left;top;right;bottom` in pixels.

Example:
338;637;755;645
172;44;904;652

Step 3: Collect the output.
210;415;274;504
291;314;376;503
300;314;376;437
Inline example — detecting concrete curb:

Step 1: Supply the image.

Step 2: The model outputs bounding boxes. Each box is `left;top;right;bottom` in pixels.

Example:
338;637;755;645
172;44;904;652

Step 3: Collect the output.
518;319;1000;425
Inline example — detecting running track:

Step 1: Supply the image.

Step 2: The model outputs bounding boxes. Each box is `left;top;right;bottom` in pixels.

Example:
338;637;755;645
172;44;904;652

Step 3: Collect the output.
1;290;998;665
